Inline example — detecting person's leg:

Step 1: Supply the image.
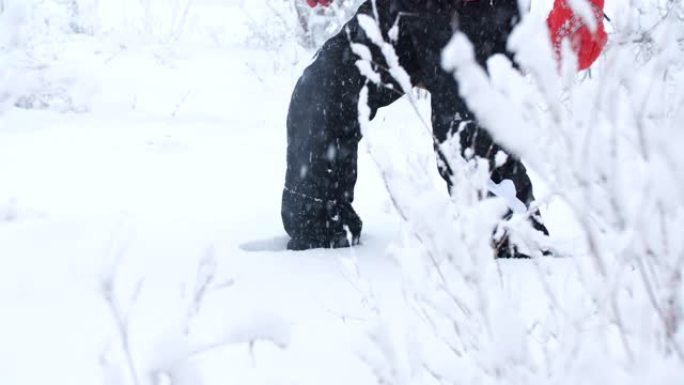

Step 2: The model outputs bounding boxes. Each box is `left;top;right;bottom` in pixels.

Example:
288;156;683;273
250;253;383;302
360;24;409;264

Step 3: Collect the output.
402;2;548;257
455;120;549;229
282;0;418;250
430;88;549;257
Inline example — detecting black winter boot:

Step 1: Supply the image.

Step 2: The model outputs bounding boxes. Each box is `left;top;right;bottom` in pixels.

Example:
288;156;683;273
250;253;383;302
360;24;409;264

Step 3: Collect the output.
282;188;362;250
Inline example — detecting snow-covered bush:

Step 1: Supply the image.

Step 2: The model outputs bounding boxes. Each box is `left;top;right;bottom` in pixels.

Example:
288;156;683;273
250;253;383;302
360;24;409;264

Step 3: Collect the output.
356;0;684;383
292;0;364;49
243;0;298;50
0;0;100;112
0;0;206;114
242;0;363;51
85;241;294;385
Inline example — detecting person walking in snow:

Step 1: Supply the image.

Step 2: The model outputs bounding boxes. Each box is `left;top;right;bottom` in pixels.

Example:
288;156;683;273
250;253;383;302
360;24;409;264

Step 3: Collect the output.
282;0;607;255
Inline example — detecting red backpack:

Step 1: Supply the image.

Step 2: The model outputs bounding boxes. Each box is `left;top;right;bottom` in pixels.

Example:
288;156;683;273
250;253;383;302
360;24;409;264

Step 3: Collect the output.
547;0;607;70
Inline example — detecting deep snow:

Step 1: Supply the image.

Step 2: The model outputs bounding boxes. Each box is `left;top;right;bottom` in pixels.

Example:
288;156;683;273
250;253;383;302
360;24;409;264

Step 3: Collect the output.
0;1;634;384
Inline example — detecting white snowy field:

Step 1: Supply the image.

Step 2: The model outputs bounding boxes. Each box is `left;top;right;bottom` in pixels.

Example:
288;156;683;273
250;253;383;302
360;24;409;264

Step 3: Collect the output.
0;3;420;382
1;1;682;384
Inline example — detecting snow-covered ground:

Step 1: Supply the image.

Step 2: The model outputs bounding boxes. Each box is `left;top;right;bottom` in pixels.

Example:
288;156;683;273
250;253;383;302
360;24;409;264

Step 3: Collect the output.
0;3;417;382
1;1;682;384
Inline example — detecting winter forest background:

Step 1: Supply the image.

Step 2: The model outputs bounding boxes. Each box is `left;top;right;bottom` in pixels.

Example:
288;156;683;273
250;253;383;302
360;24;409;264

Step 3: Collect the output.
1;0;683;384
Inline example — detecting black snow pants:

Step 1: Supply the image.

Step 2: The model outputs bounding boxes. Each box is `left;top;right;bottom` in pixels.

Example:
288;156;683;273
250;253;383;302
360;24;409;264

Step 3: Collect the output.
282;0;548;251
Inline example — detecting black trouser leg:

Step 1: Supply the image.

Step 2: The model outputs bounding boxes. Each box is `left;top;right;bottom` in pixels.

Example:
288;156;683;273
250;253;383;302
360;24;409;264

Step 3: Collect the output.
282;1;412;250
431;98;548;257
408;6;548;257
281;36;365;250
456;121;549;232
